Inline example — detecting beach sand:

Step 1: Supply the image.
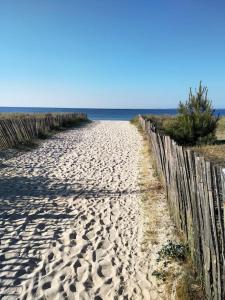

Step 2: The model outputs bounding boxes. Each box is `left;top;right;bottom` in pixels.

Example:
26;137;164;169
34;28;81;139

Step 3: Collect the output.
0;121;176;300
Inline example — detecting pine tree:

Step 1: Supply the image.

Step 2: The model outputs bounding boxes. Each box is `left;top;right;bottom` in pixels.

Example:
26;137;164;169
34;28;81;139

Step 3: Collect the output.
166;82;219;145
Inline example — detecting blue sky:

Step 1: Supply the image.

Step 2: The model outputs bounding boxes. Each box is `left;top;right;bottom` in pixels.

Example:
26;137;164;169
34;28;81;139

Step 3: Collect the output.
0;0;225;108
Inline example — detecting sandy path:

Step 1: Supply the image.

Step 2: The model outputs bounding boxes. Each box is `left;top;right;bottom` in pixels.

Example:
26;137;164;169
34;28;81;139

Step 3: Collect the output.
0;121;167;300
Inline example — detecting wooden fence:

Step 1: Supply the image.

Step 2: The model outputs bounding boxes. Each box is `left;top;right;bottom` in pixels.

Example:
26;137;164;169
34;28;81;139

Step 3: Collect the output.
0;113;87;149
139;115;225;300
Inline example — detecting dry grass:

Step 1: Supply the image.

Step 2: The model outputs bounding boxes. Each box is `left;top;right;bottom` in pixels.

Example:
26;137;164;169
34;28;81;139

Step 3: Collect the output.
216;116;225;140
0;112;84;119
139;136;165;246
192;117;225;166
174;263;205;300
191;144;225;166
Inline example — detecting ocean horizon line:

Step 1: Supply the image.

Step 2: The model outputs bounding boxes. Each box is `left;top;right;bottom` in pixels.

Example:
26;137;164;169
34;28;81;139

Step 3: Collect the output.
0;106;225;110
0;106;225;120
0;106;179;110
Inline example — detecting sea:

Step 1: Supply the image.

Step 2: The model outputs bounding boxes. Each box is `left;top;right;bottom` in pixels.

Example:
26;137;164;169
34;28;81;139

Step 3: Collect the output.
0;107;225;121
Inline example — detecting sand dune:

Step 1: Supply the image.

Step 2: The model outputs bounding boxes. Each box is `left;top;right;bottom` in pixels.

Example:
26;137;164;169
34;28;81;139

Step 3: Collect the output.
0;121;174;299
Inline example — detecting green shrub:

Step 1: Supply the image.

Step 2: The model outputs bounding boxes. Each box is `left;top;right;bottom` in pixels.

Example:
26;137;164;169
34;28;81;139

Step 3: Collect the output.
157;240;188;261
152;270;167;281
165;82;219;145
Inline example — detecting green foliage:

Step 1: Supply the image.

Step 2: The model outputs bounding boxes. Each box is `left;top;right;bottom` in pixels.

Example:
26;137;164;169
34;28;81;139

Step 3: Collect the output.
165;82;219;145
157;240;188;262
152;241;189;283
152;270;167;281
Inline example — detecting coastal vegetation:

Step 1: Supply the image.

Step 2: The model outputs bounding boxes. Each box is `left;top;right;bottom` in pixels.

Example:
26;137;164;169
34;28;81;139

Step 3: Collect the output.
138;110;225;299
140;114;225;165
136;83;225;165
0;112;87;149
164;82;219;145
191;116;225;166
145;82;219;146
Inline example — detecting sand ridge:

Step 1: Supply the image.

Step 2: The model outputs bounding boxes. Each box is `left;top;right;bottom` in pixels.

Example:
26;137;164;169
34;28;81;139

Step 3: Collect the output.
1;121;167;299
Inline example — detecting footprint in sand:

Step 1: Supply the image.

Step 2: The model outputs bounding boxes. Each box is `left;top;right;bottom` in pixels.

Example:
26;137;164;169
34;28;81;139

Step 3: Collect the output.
0;121;168;300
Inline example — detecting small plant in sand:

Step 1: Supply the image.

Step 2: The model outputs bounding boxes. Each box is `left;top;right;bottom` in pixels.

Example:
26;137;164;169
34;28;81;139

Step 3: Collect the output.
152;240;188;283
157;240;188;262
152;270;167;281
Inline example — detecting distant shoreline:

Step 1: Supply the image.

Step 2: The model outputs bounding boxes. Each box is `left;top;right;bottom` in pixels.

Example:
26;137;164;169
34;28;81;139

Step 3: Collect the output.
0;107;224;121
1;106;225;110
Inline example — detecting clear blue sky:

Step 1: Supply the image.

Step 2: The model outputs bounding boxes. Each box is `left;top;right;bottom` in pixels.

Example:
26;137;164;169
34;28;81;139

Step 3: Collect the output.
0;0;225;108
